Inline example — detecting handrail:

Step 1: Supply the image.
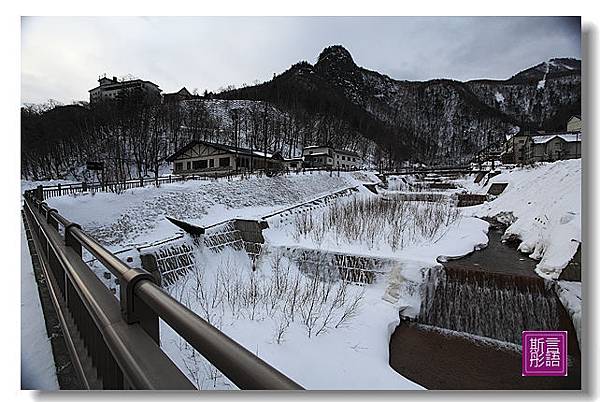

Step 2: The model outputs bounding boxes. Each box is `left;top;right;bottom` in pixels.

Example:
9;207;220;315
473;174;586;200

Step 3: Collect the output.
24;195;195;389
22;190;303;390
135;281;302;390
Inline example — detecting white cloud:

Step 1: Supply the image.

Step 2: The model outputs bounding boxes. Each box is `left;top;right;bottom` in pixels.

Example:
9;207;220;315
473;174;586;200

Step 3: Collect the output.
21;16;581;104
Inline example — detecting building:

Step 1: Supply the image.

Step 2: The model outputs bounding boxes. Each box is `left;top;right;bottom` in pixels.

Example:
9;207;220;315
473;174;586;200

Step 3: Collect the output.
503;114;583;164
302;146;361;169
89;74;161;104
502;132;531;164
524;133;582;162
283;157;304;171
166;140;284;175
163;87;195;103
302;146;334;168
567;115;582;132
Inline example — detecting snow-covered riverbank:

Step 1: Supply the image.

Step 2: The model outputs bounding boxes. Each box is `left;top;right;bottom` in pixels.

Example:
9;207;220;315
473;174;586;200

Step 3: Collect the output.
463;159;581;280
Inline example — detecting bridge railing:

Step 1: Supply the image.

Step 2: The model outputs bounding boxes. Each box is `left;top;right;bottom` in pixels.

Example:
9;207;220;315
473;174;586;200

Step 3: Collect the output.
22;190;302;390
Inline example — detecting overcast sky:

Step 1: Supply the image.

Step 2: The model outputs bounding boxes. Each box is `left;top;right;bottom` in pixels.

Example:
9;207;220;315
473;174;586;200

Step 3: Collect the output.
21;16;580;104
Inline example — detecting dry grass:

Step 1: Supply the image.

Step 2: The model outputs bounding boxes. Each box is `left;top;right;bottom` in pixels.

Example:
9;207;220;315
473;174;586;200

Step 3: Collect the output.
292;194;459;251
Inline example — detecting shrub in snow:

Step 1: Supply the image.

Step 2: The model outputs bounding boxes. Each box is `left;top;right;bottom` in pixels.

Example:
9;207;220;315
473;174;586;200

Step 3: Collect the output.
291;195;459;251
165;248;366;387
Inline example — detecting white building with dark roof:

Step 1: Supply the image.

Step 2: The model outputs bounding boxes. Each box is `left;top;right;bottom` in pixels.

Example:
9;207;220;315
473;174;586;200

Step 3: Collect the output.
89;74;161;104
166;140;284;175
302;146;361;169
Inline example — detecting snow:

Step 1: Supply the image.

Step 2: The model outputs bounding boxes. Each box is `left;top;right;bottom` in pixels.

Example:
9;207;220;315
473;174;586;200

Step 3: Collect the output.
159;248;424;390
530;133;582;144
21;221;59;390
537;61;549;90
555;281;581;345
467;159;581;279
537;79;546;90
40;169;492;389
46;172;364;248
494;91;505;104
264;197;488;264
21;179;77;194
35;164;579;389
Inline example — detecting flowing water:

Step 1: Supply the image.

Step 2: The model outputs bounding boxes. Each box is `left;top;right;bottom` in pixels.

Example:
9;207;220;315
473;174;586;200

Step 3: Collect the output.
389;221;581;389
418;265;559;345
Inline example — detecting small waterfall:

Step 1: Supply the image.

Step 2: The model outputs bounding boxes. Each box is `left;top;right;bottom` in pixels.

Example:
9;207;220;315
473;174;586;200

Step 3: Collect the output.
418;266;560;345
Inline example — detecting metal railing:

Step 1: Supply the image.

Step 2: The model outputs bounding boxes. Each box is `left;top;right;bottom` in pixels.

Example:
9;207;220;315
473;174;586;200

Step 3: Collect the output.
33;167;365;200
34;174;212;199
22;190;303;390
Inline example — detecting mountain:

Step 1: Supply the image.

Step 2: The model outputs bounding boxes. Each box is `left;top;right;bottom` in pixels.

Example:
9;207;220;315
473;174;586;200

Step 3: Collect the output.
467;58;581;131
219;45;581;164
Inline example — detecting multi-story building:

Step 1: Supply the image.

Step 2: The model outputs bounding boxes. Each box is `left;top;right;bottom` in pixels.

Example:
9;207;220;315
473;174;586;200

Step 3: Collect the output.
302;146;361;169
89;74;161;104
503;115;582;164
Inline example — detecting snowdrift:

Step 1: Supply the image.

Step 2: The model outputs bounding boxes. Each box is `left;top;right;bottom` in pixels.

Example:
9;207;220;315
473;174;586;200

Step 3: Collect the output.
473;159;581;279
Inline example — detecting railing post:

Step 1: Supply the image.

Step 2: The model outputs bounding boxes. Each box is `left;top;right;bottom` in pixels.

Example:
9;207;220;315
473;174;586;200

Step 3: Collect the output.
140;177;144;188
82;182;88;192
36;185;44;201
57;183;62;196
46;208;59;230
65;223;82;256
120;269;160;344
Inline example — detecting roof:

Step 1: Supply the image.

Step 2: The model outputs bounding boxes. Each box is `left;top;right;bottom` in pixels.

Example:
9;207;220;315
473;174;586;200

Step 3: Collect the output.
164;87;193;97
303;145;329;150
302;145;360;158
166;140;282;162
88;79;160;93
569;115;581;120
531;133;582;144
304;152;330;157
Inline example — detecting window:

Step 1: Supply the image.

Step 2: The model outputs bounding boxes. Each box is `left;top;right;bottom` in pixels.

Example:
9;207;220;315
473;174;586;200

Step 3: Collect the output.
342;156;346;160
186;161;191;170
219;157;230;167
175;162;183;171
209;159;214;168
193;160;207;170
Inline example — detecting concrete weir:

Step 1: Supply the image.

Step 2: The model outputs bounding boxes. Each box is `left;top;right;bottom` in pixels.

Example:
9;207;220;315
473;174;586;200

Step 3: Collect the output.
282;246;394;284
389;224;582;390
139;218;269;285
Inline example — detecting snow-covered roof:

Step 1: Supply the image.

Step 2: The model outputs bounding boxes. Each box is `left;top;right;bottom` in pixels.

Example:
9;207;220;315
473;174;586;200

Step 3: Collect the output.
166;140;282;162
531;133;582;144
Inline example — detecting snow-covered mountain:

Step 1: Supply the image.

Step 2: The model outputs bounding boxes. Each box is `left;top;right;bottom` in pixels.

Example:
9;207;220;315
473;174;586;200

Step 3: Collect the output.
220;46;581;164
467;58;581;130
